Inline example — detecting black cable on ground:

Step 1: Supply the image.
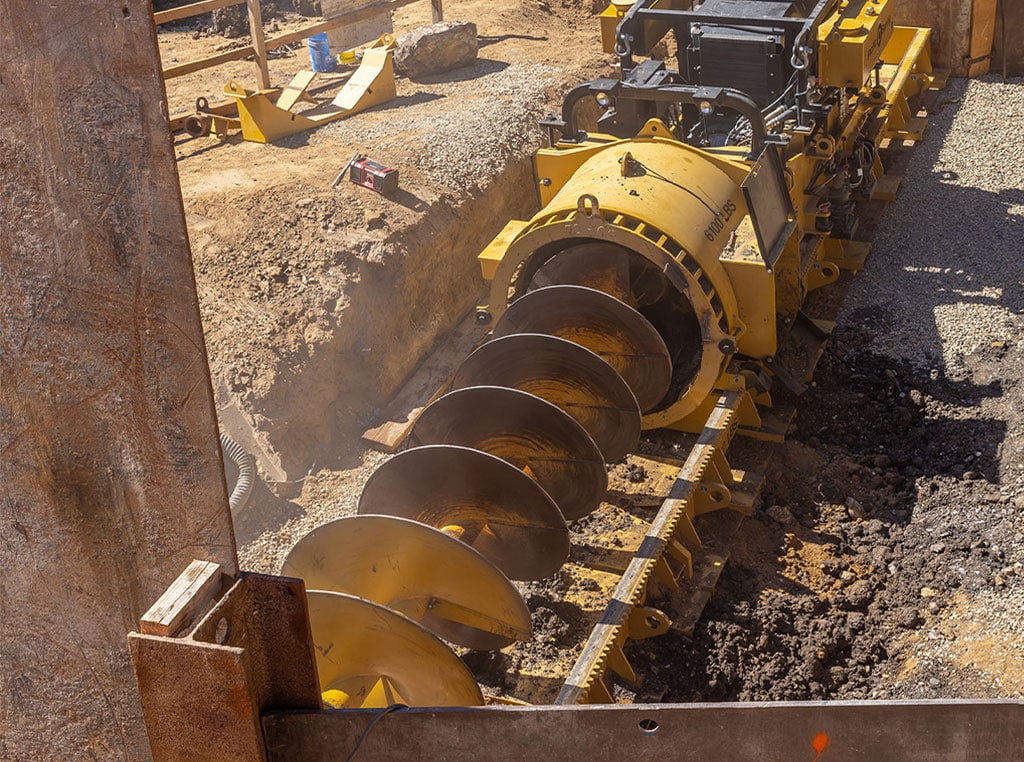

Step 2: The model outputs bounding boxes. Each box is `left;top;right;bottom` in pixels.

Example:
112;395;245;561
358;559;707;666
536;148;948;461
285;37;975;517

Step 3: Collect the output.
344;703;408;762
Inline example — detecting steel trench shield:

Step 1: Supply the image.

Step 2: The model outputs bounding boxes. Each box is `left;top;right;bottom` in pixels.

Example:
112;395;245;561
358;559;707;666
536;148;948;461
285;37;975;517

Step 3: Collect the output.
305;591;483;708
409;386;607;521
493;285;672;413
357;445;569;580
451;333;641;462
283;515;532;650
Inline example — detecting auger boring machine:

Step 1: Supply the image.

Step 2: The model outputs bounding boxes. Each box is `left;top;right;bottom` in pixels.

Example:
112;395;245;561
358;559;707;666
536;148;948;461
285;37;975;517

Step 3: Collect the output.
283;0;936;707
135;0;944;756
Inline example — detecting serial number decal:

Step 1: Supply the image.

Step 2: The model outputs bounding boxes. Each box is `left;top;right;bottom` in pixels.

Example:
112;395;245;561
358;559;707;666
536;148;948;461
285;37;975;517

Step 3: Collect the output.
703;199;738;241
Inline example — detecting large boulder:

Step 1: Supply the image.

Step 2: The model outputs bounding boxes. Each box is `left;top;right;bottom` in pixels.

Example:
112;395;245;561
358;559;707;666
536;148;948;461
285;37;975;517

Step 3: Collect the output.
395;21;478;79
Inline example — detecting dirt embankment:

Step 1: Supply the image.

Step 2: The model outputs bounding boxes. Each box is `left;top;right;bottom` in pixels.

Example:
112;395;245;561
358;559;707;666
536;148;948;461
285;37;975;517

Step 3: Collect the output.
166;1;606;479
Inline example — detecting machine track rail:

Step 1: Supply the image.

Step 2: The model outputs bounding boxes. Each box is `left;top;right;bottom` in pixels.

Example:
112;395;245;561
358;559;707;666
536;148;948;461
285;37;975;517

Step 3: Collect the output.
557;391;760;705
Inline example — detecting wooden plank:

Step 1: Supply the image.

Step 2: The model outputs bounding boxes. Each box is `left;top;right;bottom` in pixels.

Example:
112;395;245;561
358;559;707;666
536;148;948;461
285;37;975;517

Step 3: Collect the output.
322;0;394;52
131;575;321;762
153;0;244;25
966;0;997;77
163;44;256;80
140;561;224;637
161;0;417;80
0;0;238;756
362;308;489;452
247;0;272;89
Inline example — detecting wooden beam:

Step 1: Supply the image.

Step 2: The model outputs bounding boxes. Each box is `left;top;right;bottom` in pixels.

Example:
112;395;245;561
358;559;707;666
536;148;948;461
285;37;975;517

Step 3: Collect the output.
0;0;238;756
153;0;244;25
162;0;418;81
247;0;272;89
432;0;443;23
163;44;256;79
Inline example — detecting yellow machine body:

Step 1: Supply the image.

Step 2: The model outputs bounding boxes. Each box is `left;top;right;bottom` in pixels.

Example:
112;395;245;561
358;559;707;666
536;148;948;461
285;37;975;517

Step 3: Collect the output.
479;3;936;433
817;0;896;88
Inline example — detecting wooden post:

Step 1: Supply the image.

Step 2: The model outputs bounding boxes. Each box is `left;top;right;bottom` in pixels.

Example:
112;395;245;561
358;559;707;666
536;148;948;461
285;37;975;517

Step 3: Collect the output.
432;0;444;23
0;0;238;758
247;0;272;89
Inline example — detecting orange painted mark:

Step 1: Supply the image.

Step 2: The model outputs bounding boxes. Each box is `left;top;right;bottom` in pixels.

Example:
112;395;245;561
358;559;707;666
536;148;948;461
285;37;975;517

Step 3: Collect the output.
811;732;830;761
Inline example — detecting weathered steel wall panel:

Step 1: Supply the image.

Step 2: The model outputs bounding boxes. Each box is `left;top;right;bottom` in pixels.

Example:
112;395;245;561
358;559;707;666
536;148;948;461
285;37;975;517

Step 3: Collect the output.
0;0;238;758
263;700;1024;761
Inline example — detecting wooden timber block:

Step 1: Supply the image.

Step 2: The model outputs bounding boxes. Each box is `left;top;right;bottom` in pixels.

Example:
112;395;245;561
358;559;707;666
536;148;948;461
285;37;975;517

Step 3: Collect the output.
872;174;903;202
140;560;225;637
322;0;393;53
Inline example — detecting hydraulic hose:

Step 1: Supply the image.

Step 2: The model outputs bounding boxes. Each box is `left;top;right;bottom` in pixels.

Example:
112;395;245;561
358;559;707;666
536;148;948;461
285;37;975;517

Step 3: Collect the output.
220;432;256;513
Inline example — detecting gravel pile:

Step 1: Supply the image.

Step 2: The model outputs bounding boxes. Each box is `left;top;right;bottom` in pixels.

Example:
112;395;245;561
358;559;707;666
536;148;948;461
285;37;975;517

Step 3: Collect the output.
237;448;391;573
840;75;1024;373
317;60;562;189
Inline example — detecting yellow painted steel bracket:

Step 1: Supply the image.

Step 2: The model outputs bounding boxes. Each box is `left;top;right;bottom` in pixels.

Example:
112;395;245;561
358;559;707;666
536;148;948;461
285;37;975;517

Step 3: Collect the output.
224;34;398;143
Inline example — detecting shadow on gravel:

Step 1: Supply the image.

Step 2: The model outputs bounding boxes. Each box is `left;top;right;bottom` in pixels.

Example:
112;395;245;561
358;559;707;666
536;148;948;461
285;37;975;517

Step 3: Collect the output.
409;58;511;84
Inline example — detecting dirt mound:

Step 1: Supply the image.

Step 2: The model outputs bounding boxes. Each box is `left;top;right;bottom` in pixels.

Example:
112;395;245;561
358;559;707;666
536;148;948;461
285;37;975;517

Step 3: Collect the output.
624;325;1024;701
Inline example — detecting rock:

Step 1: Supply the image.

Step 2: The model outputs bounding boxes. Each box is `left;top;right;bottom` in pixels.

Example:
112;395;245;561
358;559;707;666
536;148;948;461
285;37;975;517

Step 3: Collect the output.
963;470;981;481
920;586;937;598
895;607;922;629
927;601;941;614
766;504;795;524
845;496;867;519
845;579;874;608
865;519;886;536
930;542;946;554
395;22;478;79
928;677;941;688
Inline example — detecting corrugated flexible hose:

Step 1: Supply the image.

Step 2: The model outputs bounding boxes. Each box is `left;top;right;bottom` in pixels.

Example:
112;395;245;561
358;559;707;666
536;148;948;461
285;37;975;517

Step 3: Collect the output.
220;432;256;513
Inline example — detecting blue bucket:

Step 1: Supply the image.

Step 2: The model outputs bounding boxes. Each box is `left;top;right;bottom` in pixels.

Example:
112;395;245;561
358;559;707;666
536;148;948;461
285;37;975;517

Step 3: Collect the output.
308;32;336;73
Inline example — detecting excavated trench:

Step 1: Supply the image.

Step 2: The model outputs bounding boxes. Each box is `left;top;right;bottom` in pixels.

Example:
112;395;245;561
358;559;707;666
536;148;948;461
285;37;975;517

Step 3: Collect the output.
201;155;538;485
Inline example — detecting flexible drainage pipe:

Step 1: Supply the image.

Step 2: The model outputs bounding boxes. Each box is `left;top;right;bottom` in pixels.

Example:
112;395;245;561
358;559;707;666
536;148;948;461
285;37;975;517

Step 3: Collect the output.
220;432;256;513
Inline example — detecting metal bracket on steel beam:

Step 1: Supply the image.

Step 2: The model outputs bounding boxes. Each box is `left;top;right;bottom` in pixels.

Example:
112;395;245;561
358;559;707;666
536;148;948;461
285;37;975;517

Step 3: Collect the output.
129;565;322;762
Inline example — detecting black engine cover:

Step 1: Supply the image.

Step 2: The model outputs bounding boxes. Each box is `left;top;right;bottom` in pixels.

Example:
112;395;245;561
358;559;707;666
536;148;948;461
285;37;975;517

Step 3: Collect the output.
683;0;792;107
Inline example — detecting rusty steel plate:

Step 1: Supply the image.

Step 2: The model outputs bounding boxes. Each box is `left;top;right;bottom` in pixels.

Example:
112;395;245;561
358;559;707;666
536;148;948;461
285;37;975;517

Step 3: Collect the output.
358;445;569;581
493;285;672;413
451;334;641;462
409;386;607;521
283;515;532;650
305;591;483;708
